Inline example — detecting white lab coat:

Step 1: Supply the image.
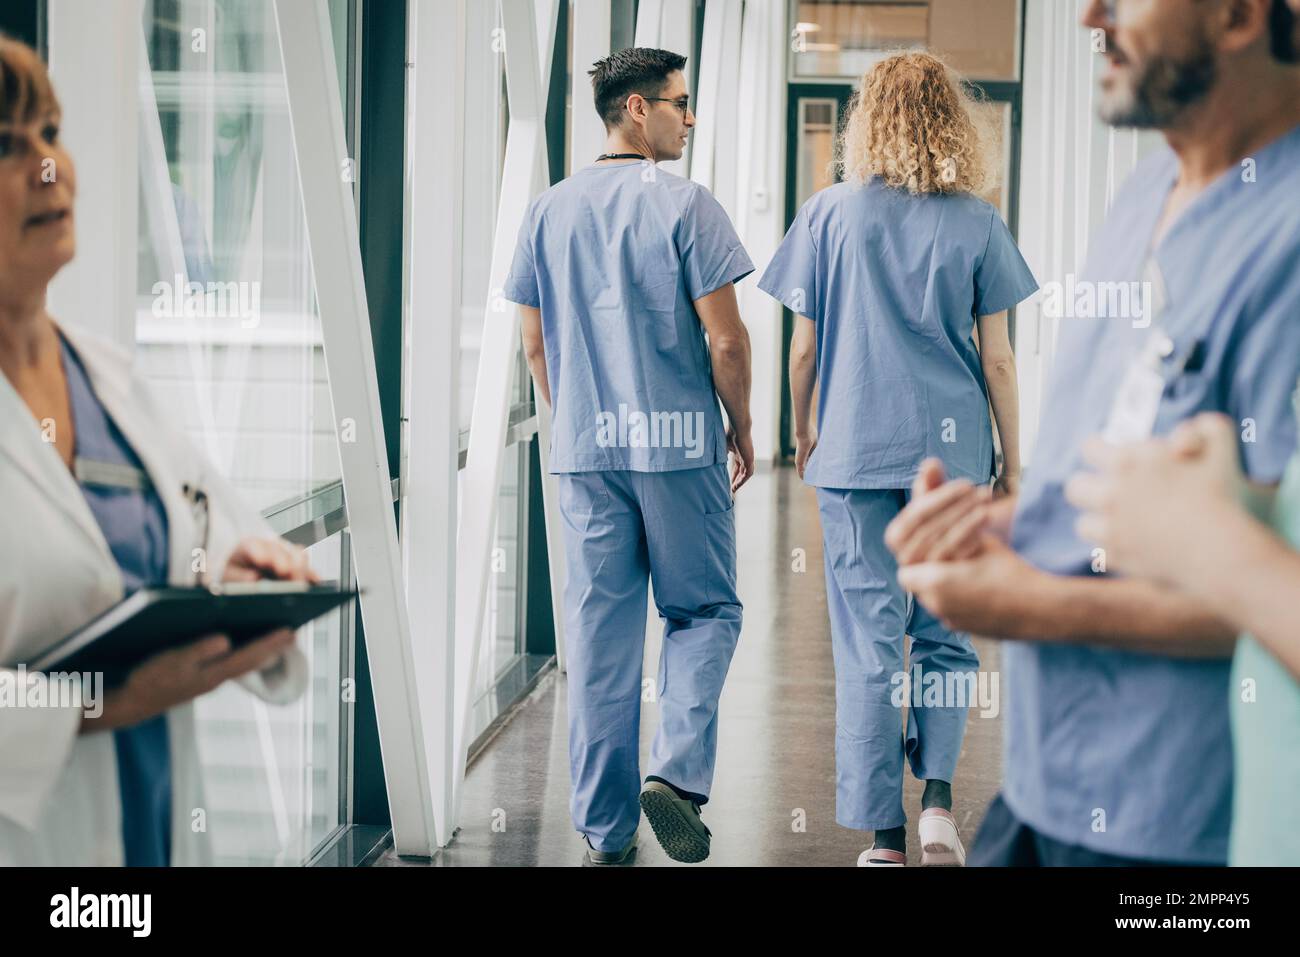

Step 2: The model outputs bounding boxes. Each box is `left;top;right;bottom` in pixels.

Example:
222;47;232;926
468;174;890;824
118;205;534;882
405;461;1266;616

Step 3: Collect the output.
0;322;308;866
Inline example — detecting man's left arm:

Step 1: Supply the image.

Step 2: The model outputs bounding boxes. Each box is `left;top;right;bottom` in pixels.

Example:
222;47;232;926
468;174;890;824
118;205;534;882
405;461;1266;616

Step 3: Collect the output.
898;537;1237;657
519;304;550;408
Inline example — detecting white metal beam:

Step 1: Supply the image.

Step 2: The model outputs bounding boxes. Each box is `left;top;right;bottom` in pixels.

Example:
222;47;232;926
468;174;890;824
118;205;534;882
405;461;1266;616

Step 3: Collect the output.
634;0;666;46
401;0;466;850
452;0;557;821
689;0;724;190
734;0;787;468
691;0;742;214
570;0;612;173
273;0;439;858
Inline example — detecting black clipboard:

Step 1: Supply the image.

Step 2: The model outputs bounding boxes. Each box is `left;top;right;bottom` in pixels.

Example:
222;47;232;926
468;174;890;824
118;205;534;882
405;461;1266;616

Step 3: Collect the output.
27;581;359;680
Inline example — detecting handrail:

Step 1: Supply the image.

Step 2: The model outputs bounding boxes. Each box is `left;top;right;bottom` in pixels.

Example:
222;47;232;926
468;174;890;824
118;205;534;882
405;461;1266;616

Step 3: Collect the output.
262;407;538;547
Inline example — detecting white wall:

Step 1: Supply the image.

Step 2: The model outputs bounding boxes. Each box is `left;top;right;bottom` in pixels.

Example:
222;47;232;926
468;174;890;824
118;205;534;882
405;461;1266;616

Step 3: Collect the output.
1014;0;1164;466
730;0;788;467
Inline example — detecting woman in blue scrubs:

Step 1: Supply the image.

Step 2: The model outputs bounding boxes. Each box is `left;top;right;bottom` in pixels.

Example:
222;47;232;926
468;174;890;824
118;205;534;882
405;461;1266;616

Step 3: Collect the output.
759;52;1037;866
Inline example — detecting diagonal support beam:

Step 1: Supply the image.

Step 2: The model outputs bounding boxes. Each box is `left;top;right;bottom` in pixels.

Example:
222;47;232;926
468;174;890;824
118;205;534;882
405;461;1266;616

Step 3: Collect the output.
401;0;466;850
274;0;439;857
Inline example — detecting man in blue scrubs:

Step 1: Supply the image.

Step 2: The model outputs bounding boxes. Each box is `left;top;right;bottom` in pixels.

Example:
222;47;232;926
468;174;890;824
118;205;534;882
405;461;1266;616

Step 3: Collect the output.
503;48;755;865
885;0;1300;865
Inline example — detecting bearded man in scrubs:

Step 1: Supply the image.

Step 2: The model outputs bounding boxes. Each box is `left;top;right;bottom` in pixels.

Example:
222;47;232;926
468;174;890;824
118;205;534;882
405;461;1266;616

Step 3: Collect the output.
1062;0;1300;871
503;48;755;865
886;0;1300;865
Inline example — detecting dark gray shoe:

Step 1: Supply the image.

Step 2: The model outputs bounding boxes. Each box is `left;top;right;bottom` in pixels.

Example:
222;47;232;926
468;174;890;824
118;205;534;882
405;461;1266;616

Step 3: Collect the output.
639;780;711;863
583;833;637;866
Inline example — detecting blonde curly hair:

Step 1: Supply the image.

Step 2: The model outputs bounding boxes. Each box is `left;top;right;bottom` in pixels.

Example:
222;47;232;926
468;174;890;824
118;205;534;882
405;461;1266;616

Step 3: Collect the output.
835;51;990;195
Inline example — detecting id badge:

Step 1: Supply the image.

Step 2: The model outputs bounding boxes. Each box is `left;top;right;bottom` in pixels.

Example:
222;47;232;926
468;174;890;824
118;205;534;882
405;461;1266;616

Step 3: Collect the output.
1101;360;1165;443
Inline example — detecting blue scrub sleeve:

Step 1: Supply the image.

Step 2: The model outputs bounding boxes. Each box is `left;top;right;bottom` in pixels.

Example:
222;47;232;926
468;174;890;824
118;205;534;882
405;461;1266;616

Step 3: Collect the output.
974;211;1038;316
502;204;541;307
677;186;755;301
1225;259;1300;482
757;204;819;319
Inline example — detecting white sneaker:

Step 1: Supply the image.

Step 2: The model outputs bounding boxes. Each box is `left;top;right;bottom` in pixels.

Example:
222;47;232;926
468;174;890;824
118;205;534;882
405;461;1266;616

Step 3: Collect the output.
857;846;906;866
918;807;966;866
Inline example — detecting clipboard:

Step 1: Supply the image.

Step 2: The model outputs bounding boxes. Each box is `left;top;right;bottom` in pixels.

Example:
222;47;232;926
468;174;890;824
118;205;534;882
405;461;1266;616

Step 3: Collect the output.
27;581;359;680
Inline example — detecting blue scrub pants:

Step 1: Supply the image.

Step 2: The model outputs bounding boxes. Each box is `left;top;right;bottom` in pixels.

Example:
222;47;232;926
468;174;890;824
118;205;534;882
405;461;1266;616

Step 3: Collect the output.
558;462;742;852
816;487;979;832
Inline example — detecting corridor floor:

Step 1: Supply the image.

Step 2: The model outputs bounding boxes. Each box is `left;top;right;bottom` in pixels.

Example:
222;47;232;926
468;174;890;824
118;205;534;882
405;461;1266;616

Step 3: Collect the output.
377;465;1003;867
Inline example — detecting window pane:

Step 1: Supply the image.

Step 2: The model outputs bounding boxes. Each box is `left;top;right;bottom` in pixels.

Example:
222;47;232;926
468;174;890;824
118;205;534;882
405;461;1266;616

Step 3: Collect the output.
460;437;530;743
795;98;840;205
792;0;1020;82
135;0;352;865
460;0;510;432
136;0;344;514
193;530;347;865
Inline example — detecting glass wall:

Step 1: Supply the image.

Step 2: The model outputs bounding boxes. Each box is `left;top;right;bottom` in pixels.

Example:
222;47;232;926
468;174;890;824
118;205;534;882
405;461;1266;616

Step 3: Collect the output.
136;0;351;512
134;0;356;865
194;529;347;865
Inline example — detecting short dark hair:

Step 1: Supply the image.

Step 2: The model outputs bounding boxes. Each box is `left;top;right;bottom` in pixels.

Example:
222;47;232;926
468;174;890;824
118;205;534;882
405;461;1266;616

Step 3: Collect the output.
1271;0;1297;63
588;47;687;129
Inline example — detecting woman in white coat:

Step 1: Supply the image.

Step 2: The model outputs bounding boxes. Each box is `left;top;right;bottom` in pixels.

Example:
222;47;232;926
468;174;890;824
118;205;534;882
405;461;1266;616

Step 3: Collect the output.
0;35;311;866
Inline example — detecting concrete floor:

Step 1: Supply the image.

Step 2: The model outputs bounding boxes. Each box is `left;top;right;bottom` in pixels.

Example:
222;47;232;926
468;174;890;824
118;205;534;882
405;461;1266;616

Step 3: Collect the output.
377;465;1003;867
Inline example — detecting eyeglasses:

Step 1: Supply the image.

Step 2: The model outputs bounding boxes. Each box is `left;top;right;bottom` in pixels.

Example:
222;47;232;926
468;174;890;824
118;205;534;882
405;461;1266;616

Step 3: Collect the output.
641;96;692;115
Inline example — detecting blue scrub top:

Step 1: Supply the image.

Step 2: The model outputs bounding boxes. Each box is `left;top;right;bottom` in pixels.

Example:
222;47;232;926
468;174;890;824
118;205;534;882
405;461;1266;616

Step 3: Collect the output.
1005;123;1300;864
758;178;1038;488
503;162;755;474
61;335;173;867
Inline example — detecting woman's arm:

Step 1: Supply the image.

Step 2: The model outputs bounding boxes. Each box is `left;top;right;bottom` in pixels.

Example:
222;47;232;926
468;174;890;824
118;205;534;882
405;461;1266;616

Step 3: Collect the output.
789;314;817;478
976;311;1020;497
1193;504;1300;680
